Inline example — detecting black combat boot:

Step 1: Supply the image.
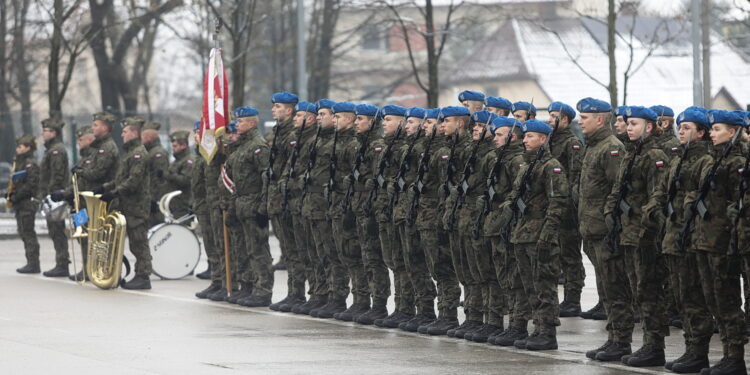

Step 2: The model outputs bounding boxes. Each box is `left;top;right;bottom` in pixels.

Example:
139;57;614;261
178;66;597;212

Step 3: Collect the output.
586;340;612;359
671;353;709;373
492;326;528;346
451;320;483;339
16;263;40;274
240;294;272;308
469;324;503;343
122;275;151;290
526;327;558;351
356;305;388;325
425;316;460;336
624;344;665;367
666;351;692;371
269;294;294;311
195;282;221;299
196;266;211;280
315;298;347;319
700;357;746;375
400;310;437;332
336;302;371;322
293;295;327;315
43;264;69;277
376;310;414;328
208;287;230;302
278;295;306;313
69;270;88;281
580;301;604;320
595;342;631;362
559;300;582;317
227;283;253;304
272;260;286;271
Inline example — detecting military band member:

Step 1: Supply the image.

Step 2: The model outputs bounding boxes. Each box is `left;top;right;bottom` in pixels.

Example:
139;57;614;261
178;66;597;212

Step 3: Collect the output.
141;121;169;227
458;90;485;114
95;117;152;290
39;118;70;277
161;130;194;219
190;122;215;281
9;135;41;274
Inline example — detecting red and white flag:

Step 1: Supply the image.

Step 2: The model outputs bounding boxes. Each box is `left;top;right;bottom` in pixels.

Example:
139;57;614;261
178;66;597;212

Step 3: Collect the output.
199;47;229;162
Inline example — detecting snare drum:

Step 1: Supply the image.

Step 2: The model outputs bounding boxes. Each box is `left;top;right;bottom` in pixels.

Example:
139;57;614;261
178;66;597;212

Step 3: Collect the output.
148;223;201;280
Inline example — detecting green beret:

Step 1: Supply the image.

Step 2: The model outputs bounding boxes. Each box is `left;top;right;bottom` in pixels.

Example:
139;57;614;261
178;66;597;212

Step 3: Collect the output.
16;134;36;148
170;130;191;143
93;112;117;127
76;125;93;138
121;116;145;129
143;121;161;131
41;118;65;131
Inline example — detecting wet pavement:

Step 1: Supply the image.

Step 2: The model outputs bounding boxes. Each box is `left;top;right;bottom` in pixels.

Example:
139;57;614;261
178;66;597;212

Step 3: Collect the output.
0;236;740;374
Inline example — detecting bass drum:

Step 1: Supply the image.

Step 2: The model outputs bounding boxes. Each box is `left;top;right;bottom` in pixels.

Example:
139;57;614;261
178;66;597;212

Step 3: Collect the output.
148;223;201;280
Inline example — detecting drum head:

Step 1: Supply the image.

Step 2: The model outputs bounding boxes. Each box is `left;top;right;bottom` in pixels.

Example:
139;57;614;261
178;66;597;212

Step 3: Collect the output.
148;224;201;280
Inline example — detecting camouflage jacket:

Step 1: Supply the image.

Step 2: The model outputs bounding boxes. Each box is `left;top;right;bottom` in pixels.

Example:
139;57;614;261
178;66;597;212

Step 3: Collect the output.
144;139;169;204
605;136;669;246
393;132;425;223
164;148;195;215
455;137;495;232
104;138;149;220
302;126;335;221
549;127;583;204
279;123;316;211
351;130;382;217
218;142;241;222
414;136;447;230
76;134;118;187
655;130;681;161
10;151;40;211
205;151;223;211
440;132;472;231
656;139;710;255
370;133;404;223
229;128;269;220
266;118;294;216
40;137;69;195
190;152;208;215
578;127;625;238
481;141;525;237
329;128;357;219
72;146;96;192
508;147;568;244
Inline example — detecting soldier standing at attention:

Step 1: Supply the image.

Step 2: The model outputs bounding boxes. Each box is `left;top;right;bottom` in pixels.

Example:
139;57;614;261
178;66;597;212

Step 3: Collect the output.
9;135;41;274
95;118;152;290
458;90;485;114
504;119;568;351
612;106;630;145
141;121;169;227
484;96;513;117
39;118;70;277
512;101;536;122
650;105;681;160
162;130;194;219
574;98;626;360
190;122;215;281
546;102;585;317
351;104;392;325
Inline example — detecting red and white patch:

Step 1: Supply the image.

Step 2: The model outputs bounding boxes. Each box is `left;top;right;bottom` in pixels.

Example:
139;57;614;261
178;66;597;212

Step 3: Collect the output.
254;148;262;155
739;168;745;175
441;155;449;161
610;150;620;156
25;164;32;169
290;141;297;147
671;147;679;153
374;147;383;153
155;153;162;158
572;145;580;150
98;149;105;154
52;150;59;155
655;160;665;167
85;160;92;165
133;154;142;160
187;160;193;165
553;167;562;174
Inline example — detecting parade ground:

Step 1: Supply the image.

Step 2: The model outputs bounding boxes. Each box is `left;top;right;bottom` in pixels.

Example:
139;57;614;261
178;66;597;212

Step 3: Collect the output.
0;235;737;374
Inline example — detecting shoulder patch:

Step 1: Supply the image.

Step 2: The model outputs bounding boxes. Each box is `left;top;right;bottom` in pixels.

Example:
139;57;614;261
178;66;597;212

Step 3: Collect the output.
655;160;665;167
254;148;262;155
155;153;162;158
572;144;581;150
441;155;449;161
187;160;194;165
610;150;620;156
84;160;92;165
553;167;562;174
739;168;745;175
290;141;297;147
98;149;105;154
671;147;679;153
133;154;142;160
26;164;32;169
374;147;383;153
52;150;59;155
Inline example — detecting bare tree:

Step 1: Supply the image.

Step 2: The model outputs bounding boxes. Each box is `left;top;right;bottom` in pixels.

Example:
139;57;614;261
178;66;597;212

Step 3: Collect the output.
0;0;16;162
307;0;341;100
9;0;32;134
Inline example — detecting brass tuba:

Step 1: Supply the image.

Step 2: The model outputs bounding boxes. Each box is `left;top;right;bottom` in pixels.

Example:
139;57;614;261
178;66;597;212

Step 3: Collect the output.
81;192;127;289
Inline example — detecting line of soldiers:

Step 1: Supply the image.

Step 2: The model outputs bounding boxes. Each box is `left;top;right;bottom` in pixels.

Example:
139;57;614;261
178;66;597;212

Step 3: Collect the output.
10;114;196;289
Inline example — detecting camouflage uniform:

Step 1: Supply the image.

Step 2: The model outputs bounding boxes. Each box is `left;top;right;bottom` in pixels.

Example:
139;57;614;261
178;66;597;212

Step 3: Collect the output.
206;152;227;285
548;127;584;305
605;135;670;348
10;147;41;267
216;141;246;291
508;147;568;336
40;136;70;267
266;119;296;277
231;128;274;299
655;130;681;161
578;126;625;343
76;133;118;189
103;138;152;277
191;151;216;279
143;138;169;227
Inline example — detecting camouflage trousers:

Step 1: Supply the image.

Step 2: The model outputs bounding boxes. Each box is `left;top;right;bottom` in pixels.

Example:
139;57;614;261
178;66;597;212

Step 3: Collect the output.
356;214;390;307
125;215;152;277
470;234;503;326
696;251;747;358
195;210;218;281
333;215;367;304
147;210;164;229
239;215;274;298
210;207;243;289
398;222;436;314
301;217;327;298
274;210;306;298
15;204;40;265
311;218;349;300
558;209;584;302
379;220;413;313
589;236;633;343
665;253;712;355
626;241;669;348
491;237;531;329
289;212;316;298
46;217;69;266
419;226;460;317
513;242;561;334
581;237;607;309
451;232;482;322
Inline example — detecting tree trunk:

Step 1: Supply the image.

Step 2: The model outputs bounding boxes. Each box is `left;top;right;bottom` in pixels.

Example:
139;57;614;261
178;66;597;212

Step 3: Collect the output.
307;0;338;100
701;0;711;106
607;0;618;107
424;0;438;108
12;0;32;134
88;0;120;112
0;0;16;162
48;0;63;119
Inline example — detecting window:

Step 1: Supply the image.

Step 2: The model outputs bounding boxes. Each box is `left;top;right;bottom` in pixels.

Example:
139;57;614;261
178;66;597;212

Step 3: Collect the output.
362;27;384;50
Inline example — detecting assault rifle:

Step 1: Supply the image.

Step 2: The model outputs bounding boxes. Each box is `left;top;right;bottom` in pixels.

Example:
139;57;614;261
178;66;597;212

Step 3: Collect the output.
281;116;308;211
363;120;404;216
296;124;323;215
407;119;440;227
388;115;426;216
341;111;380;214
446;118;490;232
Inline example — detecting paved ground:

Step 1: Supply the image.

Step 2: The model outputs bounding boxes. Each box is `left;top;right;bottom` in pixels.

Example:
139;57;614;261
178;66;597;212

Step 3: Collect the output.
0;235;740;374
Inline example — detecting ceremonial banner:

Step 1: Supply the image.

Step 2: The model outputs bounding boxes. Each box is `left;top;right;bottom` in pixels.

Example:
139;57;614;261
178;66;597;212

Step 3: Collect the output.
199;47;229;162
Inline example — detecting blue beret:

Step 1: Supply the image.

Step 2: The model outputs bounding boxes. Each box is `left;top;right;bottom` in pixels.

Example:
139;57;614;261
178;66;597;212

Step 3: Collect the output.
331;102;356;114
490;116;522;135
484;96;513;110
458;90;485;102
355;104;379;117
425;108;441;119
576;97;612;113
406;107;426;119
677;109;710;130
615;106;628;116
744;111;750;128
441;106;471;118
381;105;407;117
548;101;576;120
625;106;658;122
225;121;238;134
522;119;553;135
471;110;495;124
708;109;745;127
316;99;336;112
194;120;201;131
271;91;299;104
295;101;317;114
685;106;708;114
234;106;259;118
649;105;674;117
513;101;536;116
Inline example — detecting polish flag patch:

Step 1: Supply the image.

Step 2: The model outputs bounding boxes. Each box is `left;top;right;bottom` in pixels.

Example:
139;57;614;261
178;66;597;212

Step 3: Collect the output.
290;141;297;147
187;160;193;165
553;167;562;173
133;154;142;160
26;164;32;169
155;153;162;158
655;160;665;167
254;148;262;155
610;150;620;156
671;147;679;153
52;150;59;155
85;160;92;165
374;147;383;153
572;145;580;150
441;155;450;161
98;149;105;154
739;168;745;175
